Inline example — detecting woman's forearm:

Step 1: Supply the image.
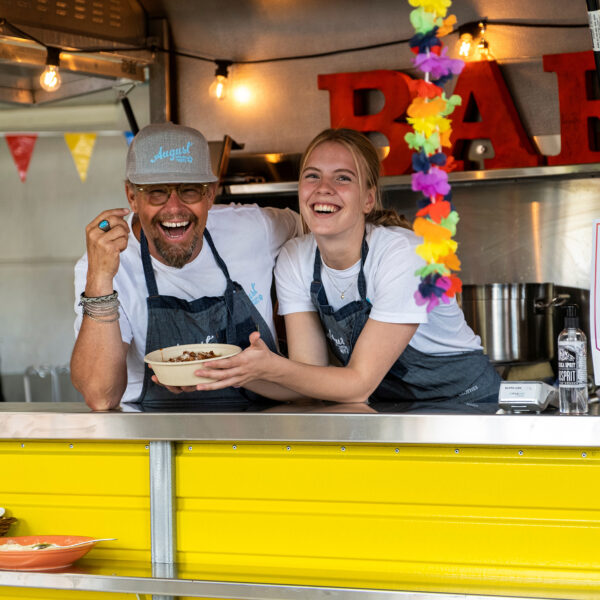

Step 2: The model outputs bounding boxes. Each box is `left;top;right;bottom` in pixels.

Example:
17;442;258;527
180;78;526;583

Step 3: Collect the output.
243;380;307;401
267;354;372;403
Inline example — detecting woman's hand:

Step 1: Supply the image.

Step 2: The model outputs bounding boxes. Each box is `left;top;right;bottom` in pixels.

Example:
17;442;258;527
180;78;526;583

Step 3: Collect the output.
194;331;277;390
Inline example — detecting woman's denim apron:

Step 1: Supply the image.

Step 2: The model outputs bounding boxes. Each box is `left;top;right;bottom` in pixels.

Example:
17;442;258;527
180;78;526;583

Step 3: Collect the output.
310;237;501;413
135;228;277;411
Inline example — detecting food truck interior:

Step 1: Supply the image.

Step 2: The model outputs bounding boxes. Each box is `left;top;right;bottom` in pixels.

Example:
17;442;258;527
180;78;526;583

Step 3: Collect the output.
3;4;600;600
0;0;597;402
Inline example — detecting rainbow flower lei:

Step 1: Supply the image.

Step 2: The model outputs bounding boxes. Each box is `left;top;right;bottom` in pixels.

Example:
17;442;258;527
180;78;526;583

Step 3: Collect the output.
405;0;464;311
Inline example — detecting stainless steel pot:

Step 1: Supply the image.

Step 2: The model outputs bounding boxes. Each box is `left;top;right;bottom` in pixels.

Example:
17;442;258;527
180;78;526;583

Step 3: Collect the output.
461;283;569;364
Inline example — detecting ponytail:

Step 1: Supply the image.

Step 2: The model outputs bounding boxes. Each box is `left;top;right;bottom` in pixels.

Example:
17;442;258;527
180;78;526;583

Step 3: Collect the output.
366;208;412;230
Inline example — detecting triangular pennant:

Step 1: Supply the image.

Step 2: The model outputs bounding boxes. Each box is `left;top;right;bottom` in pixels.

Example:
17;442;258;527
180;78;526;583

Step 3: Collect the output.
64;133;97;182
124;131;134;146
5;134;38;182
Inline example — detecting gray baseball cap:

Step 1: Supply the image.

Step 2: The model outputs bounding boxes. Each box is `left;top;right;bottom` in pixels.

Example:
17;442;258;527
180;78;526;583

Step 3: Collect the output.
126;122;218;184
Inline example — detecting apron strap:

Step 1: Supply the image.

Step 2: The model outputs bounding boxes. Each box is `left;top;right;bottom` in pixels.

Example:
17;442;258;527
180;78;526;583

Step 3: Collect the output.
140;229;159;297
203;228;237;342
203;228;233;281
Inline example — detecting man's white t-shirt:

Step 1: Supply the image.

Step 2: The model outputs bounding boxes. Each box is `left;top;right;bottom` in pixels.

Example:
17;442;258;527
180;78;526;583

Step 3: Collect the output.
274;223;482;355
74;203;302;403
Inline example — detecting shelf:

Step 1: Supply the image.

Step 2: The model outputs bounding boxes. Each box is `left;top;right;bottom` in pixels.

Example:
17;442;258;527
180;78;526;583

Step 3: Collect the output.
224;163;600;196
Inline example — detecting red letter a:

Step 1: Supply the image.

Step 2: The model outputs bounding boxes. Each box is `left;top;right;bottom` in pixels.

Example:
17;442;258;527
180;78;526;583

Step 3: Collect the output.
451;61;542;170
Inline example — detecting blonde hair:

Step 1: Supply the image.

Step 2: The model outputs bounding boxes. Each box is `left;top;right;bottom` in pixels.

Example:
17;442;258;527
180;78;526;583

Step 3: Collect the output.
299;128;411;230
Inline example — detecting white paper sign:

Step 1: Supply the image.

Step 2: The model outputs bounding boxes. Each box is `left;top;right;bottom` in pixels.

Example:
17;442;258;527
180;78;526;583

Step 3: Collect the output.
590;219;600;384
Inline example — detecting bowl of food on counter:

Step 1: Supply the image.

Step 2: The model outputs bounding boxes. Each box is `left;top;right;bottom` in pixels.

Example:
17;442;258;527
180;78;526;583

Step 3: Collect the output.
0;536;115;571
144;343;242;386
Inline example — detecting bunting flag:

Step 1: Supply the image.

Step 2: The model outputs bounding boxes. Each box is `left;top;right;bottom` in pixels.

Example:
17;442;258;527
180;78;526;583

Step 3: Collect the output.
5;134;37;182
124;131;134;146
405;0;464;311
64;133;97;182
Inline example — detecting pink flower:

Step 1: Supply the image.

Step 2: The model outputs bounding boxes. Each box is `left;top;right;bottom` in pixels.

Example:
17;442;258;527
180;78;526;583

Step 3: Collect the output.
413;46;464;79
411;167;450;197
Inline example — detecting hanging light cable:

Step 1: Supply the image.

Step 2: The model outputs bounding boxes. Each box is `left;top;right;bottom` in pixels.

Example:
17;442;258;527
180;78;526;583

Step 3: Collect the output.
39;46;62;92
208;60;232;100
476;21;495;60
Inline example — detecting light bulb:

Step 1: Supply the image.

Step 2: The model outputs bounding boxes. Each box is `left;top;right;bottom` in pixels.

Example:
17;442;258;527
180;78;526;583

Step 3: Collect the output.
475;22;495;61
40;65;61;92
208;60;232;101
458;33;474;58
40;47;62;93
209;74;228;100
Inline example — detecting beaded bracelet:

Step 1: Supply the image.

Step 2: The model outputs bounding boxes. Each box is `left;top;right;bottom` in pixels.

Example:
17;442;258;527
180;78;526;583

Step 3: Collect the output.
79;290;118;306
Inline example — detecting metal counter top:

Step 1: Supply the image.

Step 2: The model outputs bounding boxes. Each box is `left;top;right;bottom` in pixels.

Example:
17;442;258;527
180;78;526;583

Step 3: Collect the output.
1;402;600;446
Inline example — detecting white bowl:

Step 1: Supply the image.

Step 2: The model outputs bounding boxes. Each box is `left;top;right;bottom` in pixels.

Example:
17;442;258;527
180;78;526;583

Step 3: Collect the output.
144;343;242;386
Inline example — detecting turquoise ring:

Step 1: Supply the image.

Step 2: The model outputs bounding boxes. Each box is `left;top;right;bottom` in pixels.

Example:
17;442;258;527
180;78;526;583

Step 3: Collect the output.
98;219;111;232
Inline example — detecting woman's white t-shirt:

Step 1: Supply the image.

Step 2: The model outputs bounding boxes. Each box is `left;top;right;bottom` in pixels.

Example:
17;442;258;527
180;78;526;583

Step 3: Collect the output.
274;223;482;355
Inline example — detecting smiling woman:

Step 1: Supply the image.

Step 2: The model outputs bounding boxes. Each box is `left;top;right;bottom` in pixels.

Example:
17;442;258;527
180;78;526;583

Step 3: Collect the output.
192;128;502;412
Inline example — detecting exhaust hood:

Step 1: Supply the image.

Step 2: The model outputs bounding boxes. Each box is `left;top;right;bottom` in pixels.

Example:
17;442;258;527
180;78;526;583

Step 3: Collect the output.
0;0;152;105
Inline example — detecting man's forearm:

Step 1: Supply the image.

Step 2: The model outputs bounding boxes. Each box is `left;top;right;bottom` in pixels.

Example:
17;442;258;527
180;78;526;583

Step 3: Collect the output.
71;318;128;410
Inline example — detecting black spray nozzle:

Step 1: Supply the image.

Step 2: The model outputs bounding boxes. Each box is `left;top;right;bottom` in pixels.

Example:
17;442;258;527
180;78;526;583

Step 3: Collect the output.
564;304;580;329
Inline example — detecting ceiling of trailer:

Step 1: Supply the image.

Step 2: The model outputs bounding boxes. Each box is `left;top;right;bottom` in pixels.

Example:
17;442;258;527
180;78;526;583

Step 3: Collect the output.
0;0;590;109
138;0;588;63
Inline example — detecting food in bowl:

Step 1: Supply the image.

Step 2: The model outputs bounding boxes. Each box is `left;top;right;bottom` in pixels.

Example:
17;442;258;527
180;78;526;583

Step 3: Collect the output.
144;343;242;387
0;536;105;571
0;541;61;551
168;350;219;362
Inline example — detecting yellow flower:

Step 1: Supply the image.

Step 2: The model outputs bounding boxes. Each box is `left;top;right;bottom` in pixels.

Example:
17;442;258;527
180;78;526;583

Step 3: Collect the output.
416;239;458;263
408;0;452;18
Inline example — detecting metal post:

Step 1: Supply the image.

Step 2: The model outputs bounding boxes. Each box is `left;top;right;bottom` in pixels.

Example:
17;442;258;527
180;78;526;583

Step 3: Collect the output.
149;440;176;600
147;17;173;124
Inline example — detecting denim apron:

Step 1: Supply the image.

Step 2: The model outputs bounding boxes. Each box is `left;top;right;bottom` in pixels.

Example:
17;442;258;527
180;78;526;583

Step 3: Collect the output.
311;237;501;414
135;228;277;410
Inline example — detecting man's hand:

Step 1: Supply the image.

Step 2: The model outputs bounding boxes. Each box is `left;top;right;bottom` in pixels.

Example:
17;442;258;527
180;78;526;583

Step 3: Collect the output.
85;208;130;296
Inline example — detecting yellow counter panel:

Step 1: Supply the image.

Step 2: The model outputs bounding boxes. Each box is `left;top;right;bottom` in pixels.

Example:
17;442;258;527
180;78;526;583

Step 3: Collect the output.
0;406;599;600
174;442;600;599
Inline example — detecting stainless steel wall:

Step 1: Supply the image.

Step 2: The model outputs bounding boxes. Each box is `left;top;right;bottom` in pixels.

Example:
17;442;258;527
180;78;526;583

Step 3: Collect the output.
384;175;599;289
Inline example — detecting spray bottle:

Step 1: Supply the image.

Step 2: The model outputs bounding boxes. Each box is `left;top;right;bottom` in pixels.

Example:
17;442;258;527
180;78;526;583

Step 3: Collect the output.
557;304;588;414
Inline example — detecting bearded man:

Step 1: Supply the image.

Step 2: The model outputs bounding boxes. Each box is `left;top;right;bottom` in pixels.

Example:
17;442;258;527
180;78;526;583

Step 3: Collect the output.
71;123;301;411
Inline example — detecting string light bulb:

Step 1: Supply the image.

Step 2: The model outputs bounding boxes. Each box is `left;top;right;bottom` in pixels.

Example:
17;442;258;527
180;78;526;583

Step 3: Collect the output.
456;21;481;61
208;60;232;100
476;21;495;61
39;47;62;92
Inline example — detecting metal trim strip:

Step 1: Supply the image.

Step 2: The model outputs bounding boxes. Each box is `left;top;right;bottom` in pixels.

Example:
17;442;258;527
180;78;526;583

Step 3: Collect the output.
0;570;556;600
1;404;599;447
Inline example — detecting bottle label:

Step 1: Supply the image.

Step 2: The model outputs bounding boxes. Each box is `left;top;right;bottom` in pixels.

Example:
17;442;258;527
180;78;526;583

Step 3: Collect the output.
558;342;587;387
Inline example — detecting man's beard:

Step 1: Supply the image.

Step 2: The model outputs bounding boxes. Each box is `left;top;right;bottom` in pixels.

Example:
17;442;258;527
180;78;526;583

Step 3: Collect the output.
150;213;200;269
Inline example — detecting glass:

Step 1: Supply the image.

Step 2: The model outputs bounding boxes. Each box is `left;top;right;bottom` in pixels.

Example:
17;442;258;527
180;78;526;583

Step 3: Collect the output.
134;183;210;205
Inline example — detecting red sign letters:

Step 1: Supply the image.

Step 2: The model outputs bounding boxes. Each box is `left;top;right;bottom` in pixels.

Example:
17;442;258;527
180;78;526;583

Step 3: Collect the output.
319;51;599;175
